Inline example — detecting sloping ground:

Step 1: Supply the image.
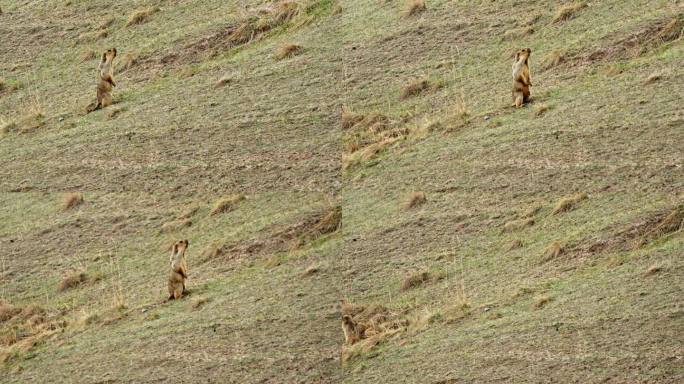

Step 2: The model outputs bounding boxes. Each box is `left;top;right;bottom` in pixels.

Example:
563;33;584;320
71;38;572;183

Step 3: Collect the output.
1;0;343;382
1;0;683;383
337;0;683;383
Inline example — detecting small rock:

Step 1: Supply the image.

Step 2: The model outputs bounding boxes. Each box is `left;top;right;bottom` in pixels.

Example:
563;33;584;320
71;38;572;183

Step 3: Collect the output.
484;115;491;121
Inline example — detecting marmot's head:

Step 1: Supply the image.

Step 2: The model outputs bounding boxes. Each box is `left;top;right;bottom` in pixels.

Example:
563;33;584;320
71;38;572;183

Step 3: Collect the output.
516;48;531;62
172;239;189;256
102;48;117;62
342;315;354;326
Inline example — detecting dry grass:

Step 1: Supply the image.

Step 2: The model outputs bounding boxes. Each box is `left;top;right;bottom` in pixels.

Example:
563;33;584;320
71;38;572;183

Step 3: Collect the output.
215;75;233;88
105;107;124;120
542;241;565;261
400;270;445;291
643;205;684;241
201;242;224;260
178;205;200;219
403;191;426;210
80;50;97;62
534;104;549;117
210;194;245;216
552;192;588;214
644;72;663;84
59;271;88;291
61;192;83;211
403;0;426;17
507;239;524;251
303;264;320;276
542;50;564;69
644;265;663;277
340;106;364;130
534;295;551;309
191;297;209;309
503;26;534;40
552;2;587;23
127;7;160;26
119;51;138;72
503;217;534;233
161;218;192;233
275;43;302;60
77;29;108;43
400;79;430;100
98;16;116;30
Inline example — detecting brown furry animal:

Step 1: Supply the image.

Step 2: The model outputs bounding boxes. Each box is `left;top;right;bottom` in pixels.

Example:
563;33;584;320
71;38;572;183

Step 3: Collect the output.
86;48;117;113
342;315;362;345
512;48;532;108
167;239;189;300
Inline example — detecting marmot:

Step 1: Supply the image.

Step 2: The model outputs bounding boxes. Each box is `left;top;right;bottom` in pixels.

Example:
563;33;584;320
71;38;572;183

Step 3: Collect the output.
167;239;189;300
512;48;532;108
86;48;117;113
342;315;362;345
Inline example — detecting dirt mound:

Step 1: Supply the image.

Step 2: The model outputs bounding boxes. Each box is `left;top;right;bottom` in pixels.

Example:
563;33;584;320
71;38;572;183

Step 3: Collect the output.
223;205;341;258
573;205;683;256
340;300;408;362
586;14;683;62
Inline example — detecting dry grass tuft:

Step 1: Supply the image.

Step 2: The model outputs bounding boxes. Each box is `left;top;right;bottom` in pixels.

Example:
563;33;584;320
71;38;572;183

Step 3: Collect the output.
534;295;551;309
127;7;159;26
534;104;549;117
178;205;200;219
403;0;426;17
77;29;108;43
552;192;588;214
119;51;138;72
552;2;587;24
59;272;88;291
61;192;83;211
644;265;663;277
503;217;534;233
400;270;444;291
340;106;364;130
201;242;224;260
644;72;662;84
80;50;97;62
303;264;320;276
191;297;209;309
643;205;684;241
542;241;564;261
403;191;426;210
400;79;430;100
161;219;192;233
503;26;534;40
98;16;116;30
105;107;124;120
275;43;302;60
542;50;564;69
215;75;233;88
210;194;245;216
507;239;524;251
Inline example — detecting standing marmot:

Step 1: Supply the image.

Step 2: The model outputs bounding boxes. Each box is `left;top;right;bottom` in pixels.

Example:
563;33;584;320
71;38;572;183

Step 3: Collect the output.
168;239;189;300
512;48;532;108
86;48;117;113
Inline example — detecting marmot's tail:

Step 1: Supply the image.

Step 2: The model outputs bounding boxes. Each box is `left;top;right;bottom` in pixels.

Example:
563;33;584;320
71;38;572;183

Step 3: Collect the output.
85;101;100;113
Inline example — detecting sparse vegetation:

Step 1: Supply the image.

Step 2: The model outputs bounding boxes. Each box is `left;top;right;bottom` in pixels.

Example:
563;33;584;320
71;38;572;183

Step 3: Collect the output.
552;192;588;214
59;272;89;291
275;43;302;60
127;7;160;26
210;194;245;216
61;192;83;211
403;191;426;210
552;2;587;23
403;0;426;17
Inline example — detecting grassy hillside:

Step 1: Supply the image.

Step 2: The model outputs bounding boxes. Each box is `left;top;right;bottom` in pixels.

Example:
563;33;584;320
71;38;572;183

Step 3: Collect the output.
1;0;683;383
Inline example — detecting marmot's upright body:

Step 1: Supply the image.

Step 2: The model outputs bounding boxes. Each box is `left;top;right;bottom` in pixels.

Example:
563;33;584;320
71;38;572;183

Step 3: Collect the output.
512;48;532;108
86;48;117;113
167;239;189;300
342;315;363;345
